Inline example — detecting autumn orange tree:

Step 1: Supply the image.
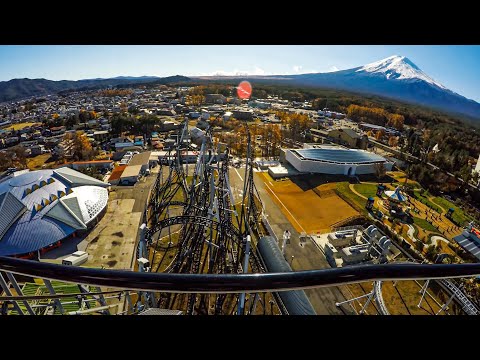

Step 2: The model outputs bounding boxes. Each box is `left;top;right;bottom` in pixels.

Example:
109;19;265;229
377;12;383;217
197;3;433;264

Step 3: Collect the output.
185;94;205;106
388;136;399;147
275;111;311;142
260;124;281;158
387;113;404;130
64;132;96;161
375;129;385;141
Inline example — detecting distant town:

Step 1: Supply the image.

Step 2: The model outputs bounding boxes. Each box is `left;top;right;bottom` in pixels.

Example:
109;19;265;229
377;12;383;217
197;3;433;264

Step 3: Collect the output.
1;81;480;316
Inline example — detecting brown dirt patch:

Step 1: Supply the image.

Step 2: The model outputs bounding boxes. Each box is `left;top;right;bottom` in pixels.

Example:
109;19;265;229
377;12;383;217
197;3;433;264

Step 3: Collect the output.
260;174;358;233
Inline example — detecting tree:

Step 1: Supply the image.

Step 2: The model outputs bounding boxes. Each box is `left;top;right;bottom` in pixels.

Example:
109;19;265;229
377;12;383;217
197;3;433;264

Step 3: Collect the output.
65;133;95;161
472;171;480;187
374;162;387;179
387;113;405;130
388;136;399;147
414;240;424;253
425;244;437;261
0;151;13;171
375;129;385;141
10;146;27;169
0;146;28;171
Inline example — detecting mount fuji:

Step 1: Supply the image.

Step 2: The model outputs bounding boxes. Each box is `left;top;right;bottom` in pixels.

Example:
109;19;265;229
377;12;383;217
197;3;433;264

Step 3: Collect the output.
238;55;480;119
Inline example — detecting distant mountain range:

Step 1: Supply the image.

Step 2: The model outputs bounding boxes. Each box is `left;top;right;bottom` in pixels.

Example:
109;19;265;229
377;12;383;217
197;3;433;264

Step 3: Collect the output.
198;55;480;120
1;56;479;120
0;75;189;103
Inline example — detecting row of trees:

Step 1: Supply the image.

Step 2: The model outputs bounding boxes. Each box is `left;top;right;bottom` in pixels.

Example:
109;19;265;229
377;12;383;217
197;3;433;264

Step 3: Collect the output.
275;111;312;142
110;114;163;136
214;121;282;159
185;94;205;106
212;110;311;157
346;104;405;130
46;110;99;130
251;123;282;158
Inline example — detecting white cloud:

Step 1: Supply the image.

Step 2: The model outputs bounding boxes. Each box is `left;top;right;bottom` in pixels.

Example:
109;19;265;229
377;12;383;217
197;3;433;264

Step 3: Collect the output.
198;66;323;77
293;65;303;73
200;66;267;77
252;66;266;75
328;66;339;72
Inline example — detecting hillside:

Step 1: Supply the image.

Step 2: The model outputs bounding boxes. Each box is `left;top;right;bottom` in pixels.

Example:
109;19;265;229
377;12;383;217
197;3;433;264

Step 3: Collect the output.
0;75;191;102
196;55;480;120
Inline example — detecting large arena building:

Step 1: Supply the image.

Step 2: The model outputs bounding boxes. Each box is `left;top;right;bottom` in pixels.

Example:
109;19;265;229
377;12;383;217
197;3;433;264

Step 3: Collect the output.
0;167;110;257
283;145;393;176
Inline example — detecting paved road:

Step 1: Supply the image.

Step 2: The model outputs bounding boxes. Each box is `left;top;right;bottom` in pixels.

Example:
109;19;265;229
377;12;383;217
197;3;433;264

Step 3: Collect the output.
112;173;156;214
251;171;352;315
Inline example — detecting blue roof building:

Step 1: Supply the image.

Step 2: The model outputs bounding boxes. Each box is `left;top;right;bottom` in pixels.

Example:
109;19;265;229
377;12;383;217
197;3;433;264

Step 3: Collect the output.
284;145;393;176
0;168;110;256
453;223;480;261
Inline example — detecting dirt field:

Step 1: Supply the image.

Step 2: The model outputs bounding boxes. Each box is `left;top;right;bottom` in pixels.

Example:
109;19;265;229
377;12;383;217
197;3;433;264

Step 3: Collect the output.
259;173;358;233
7;122;40;131
26;154;55;170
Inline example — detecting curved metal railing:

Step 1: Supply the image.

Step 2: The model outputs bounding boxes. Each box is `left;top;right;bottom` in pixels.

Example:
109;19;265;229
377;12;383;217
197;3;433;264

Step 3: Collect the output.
1;256;480;294
373;281;390;315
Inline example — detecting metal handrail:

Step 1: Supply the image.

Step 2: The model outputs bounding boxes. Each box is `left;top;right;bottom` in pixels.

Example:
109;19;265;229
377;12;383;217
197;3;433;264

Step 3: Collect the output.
1;257;480;294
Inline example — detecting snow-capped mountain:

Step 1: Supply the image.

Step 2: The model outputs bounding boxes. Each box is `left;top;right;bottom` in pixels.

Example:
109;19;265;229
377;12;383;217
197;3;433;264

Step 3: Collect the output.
213;56;480;120
356;55;447;90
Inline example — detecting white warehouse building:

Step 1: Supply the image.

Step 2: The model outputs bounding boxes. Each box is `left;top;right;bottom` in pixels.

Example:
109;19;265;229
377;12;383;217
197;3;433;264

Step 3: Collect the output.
284;145;392;176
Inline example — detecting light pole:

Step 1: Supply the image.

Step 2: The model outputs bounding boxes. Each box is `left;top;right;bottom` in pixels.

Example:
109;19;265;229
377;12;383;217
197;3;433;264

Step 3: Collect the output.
290;255;295;267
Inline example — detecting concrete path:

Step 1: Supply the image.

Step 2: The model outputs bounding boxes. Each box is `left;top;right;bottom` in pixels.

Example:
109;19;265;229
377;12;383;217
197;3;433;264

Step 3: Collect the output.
349;184;367;200
406;224;418;242
430;235;450;247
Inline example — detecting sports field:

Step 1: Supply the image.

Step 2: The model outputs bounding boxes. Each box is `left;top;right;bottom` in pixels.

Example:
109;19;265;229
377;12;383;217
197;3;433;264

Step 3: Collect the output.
259;173;358;233
6;122;40;131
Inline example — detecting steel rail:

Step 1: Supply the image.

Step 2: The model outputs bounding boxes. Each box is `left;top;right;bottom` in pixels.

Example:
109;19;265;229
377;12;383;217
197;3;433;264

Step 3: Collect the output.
0;290;124;301
1;257;480;294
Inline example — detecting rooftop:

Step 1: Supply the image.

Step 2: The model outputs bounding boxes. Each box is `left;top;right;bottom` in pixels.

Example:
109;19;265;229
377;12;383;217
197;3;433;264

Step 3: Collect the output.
128;151;151;166
453;233;480;260
121;165;142;178
292;148;387;165
330;127;361;139
0;169;109;256
108;165;127;181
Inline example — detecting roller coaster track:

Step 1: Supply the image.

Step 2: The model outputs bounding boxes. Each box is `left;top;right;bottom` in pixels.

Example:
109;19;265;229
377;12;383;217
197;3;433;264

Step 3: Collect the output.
437;278;479;315
148;215;241;240
373;281;390;315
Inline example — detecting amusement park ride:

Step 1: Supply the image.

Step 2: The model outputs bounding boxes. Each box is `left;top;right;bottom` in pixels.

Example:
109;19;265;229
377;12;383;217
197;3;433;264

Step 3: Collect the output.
141;118;270;314
1;84;480;315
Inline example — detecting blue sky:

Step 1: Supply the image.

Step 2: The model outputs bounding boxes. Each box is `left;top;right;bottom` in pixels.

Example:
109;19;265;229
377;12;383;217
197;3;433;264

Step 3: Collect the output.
0;45;479;101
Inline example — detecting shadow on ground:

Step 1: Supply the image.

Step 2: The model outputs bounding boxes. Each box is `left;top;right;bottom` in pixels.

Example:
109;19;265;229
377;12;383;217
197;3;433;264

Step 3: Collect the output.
290;174;350;191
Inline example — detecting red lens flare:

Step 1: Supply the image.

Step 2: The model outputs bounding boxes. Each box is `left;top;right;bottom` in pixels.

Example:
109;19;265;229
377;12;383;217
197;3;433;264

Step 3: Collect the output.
237;81;252;99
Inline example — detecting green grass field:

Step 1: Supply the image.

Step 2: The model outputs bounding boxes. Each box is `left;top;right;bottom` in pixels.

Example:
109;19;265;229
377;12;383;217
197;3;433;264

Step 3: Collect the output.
353;183;378;199
413;190;443;213
412;216;438;233
432;197;473;226
336;182;368;215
